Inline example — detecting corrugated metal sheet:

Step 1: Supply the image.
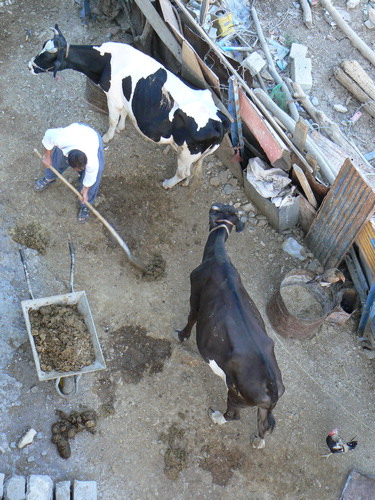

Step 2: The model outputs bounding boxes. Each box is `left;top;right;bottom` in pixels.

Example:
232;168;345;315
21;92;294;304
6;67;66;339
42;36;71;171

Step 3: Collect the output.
305;159;375;269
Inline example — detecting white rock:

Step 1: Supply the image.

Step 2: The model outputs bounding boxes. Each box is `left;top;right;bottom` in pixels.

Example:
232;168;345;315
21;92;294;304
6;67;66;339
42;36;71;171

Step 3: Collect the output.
241;202;256;212
333;104;348;113
368;7;375;24
242;52;266;76
346;0;360;9
289;43;308;59
17;428;37;449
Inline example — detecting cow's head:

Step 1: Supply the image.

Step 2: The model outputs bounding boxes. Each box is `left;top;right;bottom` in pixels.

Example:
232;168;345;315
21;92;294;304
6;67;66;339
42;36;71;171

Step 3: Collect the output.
28;24;68;77
209;203;245;233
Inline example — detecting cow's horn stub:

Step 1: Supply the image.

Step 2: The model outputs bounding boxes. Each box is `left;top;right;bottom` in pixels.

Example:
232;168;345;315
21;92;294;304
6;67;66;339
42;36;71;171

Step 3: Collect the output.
211;205;220;211
50;26;59;35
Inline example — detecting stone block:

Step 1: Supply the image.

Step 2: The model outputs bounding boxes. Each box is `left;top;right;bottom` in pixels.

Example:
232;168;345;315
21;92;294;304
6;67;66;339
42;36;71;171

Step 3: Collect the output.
241;52;266;76
0;473;5;498
26;475;53;500
4;475;26;500
55;481;71;500
289;43;308;59
73;480;97;500
290;57;312;92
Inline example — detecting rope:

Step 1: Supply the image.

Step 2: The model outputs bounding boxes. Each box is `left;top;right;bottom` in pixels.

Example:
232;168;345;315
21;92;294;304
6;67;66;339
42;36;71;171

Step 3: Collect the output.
33;63;109;116
272;332;375;434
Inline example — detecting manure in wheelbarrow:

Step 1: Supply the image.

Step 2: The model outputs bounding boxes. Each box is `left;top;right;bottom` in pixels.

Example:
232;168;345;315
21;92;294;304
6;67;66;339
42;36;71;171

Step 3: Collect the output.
29;304;95;372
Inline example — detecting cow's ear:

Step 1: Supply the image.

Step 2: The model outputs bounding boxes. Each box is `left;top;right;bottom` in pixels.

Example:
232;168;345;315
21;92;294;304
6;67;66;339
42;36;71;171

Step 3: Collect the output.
234;218;245;233
53;50;65;77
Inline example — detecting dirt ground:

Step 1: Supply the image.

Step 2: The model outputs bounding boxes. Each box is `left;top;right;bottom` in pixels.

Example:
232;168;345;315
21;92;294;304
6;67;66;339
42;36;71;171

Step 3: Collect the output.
0;0;374;499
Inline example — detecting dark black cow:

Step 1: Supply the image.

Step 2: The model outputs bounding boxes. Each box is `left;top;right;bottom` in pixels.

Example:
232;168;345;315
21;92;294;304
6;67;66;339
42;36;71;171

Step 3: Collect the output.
177;203;285;448
28;25;230;189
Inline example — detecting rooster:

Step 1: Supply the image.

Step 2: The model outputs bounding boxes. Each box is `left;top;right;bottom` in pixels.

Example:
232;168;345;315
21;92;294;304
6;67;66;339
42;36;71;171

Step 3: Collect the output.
323;428;357;457
307;268;346;287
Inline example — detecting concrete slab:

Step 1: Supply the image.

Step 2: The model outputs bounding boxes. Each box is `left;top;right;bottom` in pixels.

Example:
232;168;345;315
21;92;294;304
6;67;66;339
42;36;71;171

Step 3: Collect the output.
73;480;97;500
340;469;375;499
0;473;5;498
291;57;312;92
26;475;53;500
4;475;26;500
55;481;71;500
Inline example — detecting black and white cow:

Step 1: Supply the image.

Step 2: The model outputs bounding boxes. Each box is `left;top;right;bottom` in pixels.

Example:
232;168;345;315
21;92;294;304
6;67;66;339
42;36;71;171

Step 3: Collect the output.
177;203;285;448
28;25;231;189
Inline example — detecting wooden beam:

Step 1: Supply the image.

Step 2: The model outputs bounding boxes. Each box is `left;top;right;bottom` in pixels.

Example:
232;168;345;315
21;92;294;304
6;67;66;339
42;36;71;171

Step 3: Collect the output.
293;164;318;208
132;0;182;63
292;119;309;152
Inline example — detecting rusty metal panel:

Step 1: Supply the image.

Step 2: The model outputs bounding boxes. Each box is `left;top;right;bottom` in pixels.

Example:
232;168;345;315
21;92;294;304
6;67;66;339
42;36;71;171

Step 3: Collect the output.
305;159;375;269
356;220;375;285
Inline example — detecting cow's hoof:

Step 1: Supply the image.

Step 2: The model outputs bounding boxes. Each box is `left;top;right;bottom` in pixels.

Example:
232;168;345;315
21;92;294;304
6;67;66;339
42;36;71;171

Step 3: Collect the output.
172;330;183;342
162;179;175;190
102;133;113;143
251;434;266;449
180;177;190;187
208;408;227;425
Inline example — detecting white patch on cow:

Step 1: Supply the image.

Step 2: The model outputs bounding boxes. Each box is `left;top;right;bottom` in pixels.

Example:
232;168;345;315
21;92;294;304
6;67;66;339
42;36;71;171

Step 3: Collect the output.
251;434;266;449
209;410;227;425
44;40;57;53
208;359;227;384
92;42;219;130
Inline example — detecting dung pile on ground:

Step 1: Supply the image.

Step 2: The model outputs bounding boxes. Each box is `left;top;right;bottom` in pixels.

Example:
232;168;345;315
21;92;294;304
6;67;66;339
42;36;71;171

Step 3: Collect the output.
107;325;172;383
142;253;167;281
10;222;50;254
51;409;97;459
160;423;189;480
29;304;95;372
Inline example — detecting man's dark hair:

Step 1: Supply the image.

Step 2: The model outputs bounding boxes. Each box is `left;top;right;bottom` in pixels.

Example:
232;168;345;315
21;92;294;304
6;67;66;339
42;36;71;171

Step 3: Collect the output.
68;149;87;170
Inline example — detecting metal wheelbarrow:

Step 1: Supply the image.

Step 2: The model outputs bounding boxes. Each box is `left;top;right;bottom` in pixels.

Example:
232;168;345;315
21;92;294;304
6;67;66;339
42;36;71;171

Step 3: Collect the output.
19;238;106;398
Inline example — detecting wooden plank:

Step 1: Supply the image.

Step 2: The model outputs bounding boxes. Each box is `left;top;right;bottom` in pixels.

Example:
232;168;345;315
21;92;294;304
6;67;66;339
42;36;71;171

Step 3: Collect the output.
159;0;182;34
292;119;309;151
310;129;353;174
293;164;318;208
334;66;375;118
133;0;182;63
341;60;375;100
215;134;243;182
181;40;206;88
199;0;210;26
299;195;316;233
239;88;291;168
305;158;375;268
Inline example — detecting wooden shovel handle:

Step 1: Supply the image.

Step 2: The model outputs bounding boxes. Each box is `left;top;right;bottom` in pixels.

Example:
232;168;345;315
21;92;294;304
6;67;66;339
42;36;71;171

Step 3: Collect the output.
34;149;147;272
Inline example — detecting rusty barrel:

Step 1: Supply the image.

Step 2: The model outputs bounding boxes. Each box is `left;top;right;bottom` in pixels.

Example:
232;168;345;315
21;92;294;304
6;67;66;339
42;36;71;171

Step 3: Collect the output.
266;269;338;340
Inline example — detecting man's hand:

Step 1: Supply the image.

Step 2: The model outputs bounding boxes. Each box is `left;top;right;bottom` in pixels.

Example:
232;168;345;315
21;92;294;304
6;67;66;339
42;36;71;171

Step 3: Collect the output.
42;149;53;169
80;186;89;204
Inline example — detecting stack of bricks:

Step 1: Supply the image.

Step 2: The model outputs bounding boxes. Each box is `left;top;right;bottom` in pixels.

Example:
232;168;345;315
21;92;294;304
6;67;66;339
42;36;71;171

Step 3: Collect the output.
0;474;97;500
289;43;313;92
